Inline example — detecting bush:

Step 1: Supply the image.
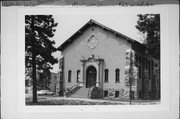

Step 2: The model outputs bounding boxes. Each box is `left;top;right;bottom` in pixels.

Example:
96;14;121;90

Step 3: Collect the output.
90;87;103;99
58;89;64;96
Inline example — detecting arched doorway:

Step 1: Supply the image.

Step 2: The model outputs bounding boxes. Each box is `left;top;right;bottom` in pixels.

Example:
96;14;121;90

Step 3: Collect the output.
86;66;97;88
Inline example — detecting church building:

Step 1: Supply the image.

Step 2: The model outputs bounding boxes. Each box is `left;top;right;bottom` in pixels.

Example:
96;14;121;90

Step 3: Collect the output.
57;19;160;100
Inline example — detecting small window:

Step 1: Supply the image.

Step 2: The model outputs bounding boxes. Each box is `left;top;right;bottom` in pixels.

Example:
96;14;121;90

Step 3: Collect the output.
139;66;141;78
68;70;71;83
77;70;80;82
139;56;142;63
115;91;119;98
104;69;108;82
139;91;142;99
115;69;120;82
104;91;108;97
135;54;138;63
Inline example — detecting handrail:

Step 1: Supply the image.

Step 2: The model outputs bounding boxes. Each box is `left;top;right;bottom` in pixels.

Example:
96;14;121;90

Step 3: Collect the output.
68;83;79;91
65;83;80;97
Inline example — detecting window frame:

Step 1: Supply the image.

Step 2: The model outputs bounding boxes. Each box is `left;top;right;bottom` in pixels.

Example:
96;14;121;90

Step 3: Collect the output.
104;69;109;83
77;70;80;82
68;70;72;83
139;65;142;78
104;91;108;97
115;68;120;83
115;91;119;98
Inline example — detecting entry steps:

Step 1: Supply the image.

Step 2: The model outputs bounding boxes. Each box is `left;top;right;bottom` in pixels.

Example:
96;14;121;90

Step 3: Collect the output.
70;87;90;98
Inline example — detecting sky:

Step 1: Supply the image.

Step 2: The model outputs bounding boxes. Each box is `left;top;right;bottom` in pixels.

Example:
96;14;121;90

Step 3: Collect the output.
50;7;144;73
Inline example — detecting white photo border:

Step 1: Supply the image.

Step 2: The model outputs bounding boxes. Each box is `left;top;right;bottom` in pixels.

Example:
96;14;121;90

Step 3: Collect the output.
0;5;175;119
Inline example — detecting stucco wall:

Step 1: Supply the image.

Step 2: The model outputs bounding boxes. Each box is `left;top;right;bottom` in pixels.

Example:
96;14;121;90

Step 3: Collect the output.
62;25;132;91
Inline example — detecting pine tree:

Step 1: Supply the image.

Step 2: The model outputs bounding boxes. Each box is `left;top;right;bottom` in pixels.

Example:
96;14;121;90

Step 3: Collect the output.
25;15;58;103
136;14;160;60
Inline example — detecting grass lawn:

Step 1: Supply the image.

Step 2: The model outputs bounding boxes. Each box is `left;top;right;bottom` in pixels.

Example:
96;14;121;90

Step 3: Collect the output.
26;96;160;105
26;98;125;105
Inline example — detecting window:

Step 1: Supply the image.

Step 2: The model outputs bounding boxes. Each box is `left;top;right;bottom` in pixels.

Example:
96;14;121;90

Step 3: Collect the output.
68;70;71;83
104;69;108;82
115;69;120;82
104;91;108;97
139;91;142;99
135;54;138;66
139;56;142;64
77;70;80;82
115;91;119;98
139;66;141;78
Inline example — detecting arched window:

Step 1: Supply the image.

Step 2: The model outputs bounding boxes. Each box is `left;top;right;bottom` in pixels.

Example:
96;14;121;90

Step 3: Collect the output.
115;68;120;83
68;70;72;83
104;69;108;82
77;70;80;82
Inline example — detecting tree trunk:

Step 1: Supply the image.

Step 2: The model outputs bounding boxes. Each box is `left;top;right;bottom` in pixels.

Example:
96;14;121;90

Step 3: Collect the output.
31;17;37;103
32;48;37;103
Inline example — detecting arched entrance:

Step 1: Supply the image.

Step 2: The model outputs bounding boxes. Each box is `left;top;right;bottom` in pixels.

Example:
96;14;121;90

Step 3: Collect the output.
86;66;97;88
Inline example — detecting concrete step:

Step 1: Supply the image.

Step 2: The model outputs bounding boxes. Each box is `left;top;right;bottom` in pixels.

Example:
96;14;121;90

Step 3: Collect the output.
70;87;90;98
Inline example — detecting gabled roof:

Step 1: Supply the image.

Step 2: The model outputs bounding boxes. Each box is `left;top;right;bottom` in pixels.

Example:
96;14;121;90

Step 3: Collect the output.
58;19;140;51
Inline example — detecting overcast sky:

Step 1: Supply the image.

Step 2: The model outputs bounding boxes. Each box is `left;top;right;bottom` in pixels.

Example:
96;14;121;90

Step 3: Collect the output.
50;7;144;73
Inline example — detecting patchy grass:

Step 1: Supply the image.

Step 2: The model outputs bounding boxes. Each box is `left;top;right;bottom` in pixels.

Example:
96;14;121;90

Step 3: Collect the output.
26;99;125;105
25;95;160;105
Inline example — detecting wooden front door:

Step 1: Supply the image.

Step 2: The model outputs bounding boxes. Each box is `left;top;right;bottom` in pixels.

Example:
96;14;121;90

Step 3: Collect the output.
86;66;97;88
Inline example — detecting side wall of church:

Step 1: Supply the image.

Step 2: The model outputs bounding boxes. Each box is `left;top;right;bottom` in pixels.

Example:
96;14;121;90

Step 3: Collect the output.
132;43;160;99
